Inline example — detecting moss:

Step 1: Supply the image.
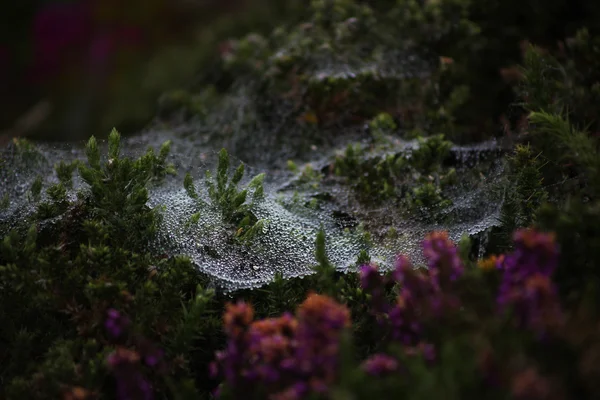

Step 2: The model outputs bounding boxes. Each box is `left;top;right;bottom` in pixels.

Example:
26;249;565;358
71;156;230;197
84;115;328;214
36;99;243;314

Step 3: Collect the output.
409;182;453;218
409;134;453;174
333;143;406;202
184;148;267;244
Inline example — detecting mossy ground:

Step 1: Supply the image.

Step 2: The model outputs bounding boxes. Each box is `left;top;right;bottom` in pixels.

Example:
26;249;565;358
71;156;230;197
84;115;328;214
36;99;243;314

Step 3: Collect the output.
1;0;600;399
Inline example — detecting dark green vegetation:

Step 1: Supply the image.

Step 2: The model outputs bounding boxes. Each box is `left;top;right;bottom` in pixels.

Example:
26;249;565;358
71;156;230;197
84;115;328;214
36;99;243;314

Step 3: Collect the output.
184;148;267;243
2;0;600;399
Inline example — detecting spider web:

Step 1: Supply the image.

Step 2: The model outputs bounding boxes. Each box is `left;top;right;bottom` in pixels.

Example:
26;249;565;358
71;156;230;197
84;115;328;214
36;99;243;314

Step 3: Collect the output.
0;4;509;291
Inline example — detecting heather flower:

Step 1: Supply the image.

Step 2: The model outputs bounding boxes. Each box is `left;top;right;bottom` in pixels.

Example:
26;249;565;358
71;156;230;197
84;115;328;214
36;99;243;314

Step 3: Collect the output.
62;386;92;400
247;313;297;364
212;294;350;399
388;291;422;345
510;367;558;400
294;293;351;381
503;273;563;333
296;293;351;331
499;229;558;278
478;254;505;271
361;353;399;376
392;255;437;299
405;342;436;363
138;340;164;368
106;347;153;400
223;301;255;339
422;231;464;288
107;347;140;368
271;382;309;400
359;264;389;313
105;308;131;339
497;229;563;333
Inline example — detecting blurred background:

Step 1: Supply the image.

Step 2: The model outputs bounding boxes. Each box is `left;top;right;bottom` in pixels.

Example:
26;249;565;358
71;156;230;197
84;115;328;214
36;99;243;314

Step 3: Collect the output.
0;0;302;144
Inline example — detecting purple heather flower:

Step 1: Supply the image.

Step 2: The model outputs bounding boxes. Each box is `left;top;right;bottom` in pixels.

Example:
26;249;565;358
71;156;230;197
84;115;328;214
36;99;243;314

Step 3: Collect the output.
497;229;563;333
422;231;464;288
271;382;309;400
212;293;350;399
388;291;422;346
359;264;390;313
393;255;438;296
105;308;131;339
510;367;555;400
106;347;153;400
223;301;254;339
416;342;435;363
361;353;399;376
294;293;350;381
114;370;153;400
143;347;163;368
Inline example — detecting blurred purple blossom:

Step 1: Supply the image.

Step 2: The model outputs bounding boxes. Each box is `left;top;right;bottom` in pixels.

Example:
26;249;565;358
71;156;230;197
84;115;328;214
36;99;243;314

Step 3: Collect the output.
423;231;465;289
361;353;399;376
105;308;131;340
360;264;389;314
497;229;563;333
212;294;350;399
107;347;153;400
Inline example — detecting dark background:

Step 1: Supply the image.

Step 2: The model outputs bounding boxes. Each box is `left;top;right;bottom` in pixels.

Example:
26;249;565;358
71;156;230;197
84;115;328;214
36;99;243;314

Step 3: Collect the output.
0;0;301;144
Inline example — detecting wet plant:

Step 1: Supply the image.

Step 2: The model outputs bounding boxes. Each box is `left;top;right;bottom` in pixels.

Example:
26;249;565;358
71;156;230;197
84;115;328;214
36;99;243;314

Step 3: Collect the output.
409;134;453;174
333;143;406;201
184;148;267;243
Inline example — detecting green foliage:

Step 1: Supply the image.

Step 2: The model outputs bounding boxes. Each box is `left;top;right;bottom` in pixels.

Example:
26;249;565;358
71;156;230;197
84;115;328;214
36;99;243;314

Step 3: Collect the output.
410;134;453;174
518;45;565;113
334;143;405;201
78;128;175;248
491;29;600;318
168;285;216;355
184;148;267;243
369;112;397;142
494;144;548;250
28;175;42;202
37;183;69;219
55;160;79;189
410;182;452;212
313;226;337;295
528;111;600;194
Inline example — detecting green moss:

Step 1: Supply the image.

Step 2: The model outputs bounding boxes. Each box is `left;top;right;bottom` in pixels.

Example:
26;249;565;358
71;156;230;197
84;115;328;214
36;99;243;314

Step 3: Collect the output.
28;175;42;203
184;148;267;243
334;143;406;201
409;182;452;217
410;134;453;174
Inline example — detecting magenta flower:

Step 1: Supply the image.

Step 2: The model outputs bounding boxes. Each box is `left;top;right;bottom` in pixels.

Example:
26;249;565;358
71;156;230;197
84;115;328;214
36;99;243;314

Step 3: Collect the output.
212;294;350;398
106;347;153;400
360;264;390;314
497;229;563;333
361;353;399;376
422;231;464;289
105;308;131;340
